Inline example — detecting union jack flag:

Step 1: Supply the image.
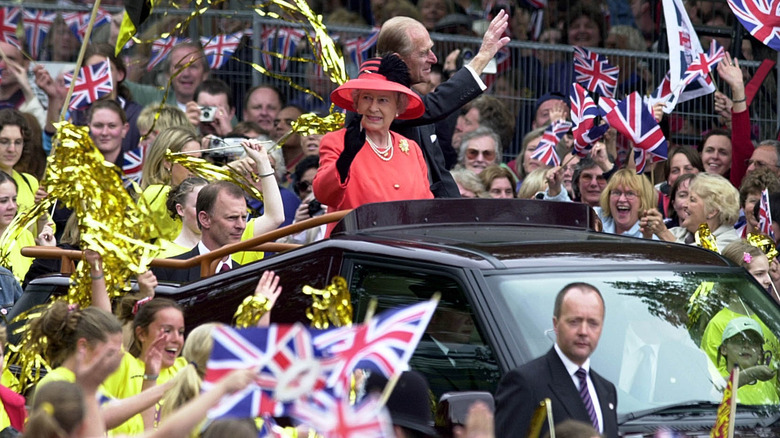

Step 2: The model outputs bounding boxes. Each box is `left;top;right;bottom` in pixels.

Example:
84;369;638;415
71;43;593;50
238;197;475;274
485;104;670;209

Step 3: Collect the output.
293;393;393;438
148;36;187;71
343;27;379;67
63;60;114;110
573;46;619;98
680;40;725;89
727;0;780;51
759;188;774;238
203;323;325;418
605;92;668;173
200;32;243;70
122;146;145;185
531;120;572;167
313;300;437;397
262;26;306;72
22;9;56;59
62;10;111;42
570;82;609;157
0;7;20;49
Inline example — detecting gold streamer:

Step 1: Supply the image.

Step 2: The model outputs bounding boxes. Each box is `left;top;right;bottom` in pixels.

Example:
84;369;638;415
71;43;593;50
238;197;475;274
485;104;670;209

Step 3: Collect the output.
695;223;719;253
6;304;52;392
164;152;264;201
233;295;272;328
747;232;778;262
302;276;352;329
687;281;715;329
0;122;161;307
291;112;346;136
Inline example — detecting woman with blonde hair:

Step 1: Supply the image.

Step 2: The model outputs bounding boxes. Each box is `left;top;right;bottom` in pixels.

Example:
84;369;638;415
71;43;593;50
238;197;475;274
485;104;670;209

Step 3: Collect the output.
595;168;657;237
140;126;202;241
644;173;741;249
450;168;486;198
517;167;551;199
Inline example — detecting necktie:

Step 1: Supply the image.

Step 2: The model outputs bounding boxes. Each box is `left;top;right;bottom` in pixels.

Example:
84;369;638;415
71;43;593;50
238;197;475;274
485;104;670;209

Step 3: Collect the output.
575;367;599;431
219;262;231;273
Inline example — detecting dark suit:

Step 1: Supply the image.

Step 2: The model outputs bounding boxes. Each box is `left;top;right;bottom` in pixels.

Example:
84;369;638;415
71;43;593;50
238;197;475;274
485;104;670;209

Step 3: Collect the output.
152;246;240;284
494;348;618;438
390;67;483;198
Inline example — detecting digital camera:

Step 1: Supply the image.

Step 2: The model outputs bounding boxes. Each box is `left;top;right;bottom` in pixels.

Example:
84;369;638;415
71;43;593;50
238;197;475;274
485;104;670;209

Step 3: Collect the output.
199;105;216;123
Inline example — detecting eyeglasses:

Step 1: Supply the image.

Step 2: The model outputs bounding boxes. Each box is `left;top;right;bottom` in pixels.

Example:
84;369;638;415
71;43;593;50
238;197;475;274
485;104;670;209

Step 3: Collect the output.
610;190;638;200
466;148;496;161
580;174;607;185
296;180;312;193
745;159;780;169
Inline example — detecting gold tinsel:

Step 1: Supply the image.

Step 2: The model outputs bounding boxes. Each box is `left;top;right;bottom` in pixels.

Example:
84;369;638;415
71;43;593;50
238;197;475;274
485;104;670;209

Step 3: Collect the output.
747;232;778;262
233;295;272;328
695;223;719;253
687;281;715;329
164;152;264;201
302;276;352;329
0;123;160;307
5;304;52;392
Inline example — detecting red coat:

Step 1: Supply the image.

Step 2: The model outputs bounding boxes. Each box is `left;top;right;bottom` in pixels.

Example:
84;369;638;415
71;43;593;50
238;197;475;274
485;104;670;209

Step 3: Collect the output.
0;385;26;431
314;129;433;235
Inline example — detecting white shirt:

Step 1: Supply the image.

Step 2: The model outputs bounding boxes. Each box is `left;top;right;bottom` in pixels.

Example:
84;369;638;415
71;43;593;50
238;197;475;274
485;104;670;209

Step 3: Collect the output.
554;343;604;433
196;241;235;273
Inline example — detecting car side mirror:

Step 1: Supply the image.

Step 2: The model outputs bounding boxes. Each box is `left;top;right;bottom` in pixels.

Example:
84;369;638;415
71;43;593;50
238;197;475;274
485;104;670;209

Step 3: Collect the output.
435;391;495;437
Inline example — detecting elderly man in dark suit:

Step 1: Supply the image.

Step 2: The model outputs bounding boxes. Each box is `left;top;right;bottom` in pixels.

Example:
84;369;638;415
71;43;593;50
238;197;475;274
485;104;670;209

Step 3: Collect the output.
495;282;618;437
375;12;510;198
153;180;248;283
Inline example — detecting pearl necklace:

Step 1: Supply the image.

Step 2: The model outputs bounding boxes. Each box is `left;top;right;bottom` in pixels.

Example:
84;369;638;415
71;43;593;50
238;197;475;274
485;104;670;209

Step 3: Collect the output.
366;132;393;161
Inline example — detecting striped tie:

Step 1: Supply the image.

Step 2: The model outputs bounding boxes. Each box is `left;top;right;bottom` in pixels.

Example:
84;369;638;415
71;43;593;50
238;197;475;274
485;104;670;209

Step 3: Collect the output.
575;367;599;431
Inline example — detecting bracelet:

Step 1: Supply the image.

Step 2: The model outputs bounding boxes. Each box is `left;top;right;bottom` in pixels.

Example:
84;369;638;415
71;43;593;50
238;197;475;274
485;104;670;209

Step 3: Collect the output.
732;98;746;103
258;171;275;178
91;272;104;280
142;374;159;381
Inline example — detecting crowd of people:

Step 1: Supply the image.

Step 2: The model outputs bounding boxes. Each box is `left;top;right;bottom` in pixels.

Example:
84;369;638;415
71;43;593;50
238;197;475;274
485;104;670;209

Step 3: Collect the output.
0;0;776;436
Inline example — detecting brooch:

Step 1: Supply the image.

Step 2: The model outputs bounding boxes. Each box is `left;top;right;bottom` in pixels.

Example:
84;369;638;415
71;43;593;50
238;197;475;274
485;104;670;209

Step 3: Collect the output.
399;139;409;154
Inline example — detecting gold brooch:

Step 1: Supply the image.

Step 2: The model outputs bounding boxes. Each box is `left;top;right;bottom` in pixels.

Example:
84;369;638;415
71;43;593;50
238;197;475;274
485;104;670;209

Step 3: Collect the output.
399;139;409;154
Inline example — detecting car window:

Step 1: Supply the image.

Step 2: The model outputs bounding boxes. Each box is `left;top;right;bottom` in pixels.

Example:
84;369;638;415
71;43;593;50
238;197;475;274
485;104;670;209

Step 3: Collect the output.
487;270;780;416
349;262;501;398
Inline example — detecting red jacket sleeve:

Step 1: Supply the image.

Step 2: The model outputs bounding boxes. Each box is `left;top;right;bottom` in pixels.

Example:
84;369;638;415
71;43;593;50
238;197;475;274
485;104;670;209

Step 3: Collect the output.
312;129;350;209
730;109;752;187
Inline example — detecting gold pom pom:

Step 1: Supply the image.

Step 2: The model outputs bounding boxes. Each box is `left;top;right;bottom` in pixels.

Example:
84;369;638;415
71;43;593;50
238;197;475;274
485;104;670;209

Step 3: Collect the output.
695;223;719;253
233;295;272;328
303;276;352;329
747;232;778;262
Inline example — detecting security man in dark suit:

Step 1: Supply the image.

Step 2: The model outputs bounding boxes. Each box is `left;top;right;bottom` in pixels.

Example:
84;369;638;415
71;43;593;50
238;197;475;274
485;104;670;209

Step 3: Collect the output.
153;180;247;284
495;282;618;437
375;12;511;198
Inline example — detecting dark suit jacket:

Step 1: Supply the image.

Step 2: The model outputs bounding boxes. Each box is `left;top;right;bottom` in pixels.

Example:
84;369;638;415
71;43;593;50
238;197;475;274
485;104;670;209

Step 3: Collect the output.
390;67;483;198
494;348;618;438
152;246;240;284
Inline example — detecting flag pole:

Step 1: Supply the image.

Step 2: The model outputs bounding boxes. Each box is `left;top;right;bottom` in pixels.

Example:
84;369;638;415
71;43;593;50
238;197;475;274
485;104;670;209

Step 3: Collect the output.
727;366;738;438
58;0;104;124
771;281;780;304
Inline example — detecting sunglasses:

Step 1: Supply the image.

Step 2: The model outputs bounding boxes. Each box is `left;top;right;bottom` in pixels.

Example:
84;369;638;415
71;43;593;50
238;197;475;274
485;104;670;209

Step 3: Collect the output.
296;180;313;193
466;148;496;161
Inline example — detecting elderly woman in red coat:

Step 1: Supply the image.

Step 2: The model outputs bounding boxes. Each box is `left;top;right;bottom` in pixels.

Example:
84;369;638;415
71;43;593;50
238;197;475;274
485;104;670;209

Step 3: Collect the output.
313;54;433;235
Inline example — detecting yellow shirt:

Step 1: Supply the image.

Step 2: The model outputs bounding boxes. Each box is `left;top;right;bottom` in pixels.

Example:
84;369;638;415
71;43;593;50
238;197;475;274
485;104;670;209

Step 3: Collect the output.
141;185;181;242
234;218;264;265
11;171;38;216
3;228;35;282
158;239;190;259
102;353;188;436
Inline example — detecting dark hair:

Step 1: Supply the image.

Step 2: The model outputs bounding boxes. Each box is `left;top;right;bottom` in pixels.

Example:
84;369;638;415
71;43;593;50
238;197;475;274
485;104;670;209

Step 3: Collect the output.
29;302;121;367
16;112;46;180
542;419;600;438
85;43;132;101
739;167;780;208
232;121;268;137
562;2;607;47
553;282;604;319
0;108;31;147
668;173;697;224
243;85;286;112
25;381;85;438
129;298;183;357
664;146;704;179
698;128;731;154
195;78;234;110
571;156;604;201
202;419;258;438
0;171;17;190
196;181;245;226
291;155;319;197
167;176;209;219
88;99;127;124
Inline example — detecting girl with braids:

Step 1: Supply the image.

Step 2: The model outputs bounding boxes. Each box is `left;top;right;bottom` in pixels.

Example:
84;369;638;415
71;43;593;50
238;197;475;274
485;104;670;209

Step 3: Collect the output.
29;301;169;436
24;370;258;438
159;176;208;257
313;54;432;236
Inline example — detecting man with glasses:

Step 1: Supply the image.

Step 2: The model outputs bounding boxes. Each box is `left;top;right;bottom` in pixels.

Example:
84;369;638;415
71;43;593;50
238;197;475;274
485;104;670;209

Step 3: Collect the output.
458;127;501;175
746;140;780;178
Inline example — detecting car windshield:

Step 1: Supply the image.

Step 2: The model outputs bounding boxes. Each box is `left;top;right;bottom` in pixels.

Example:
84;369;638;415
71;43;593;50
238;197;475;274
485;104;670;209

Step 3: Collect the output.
488;269;780;416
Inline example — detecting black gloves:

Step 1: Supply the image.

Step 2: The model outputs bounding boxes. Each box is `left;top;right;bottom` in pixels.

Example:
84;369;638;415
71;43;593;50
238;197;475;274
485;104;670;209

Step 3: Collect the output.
336;114;366;183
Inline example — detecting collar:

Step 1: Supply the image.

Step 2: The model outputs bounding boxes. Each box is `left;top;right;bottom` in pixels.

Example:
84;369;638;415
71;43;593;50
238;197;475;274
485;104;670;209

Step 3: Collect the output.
554;343;591;376
197;241;233;264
